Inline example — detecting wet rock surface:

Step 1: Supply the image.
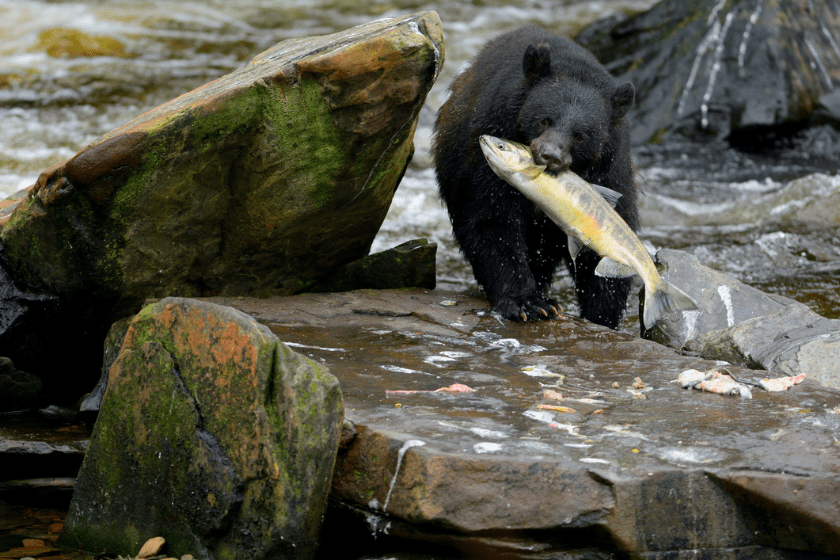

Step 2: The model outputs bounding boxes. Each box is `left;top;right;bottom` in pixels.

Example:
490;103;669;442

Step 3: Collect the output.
687;304;840;391
644;250;806;346
646;249;840;390
202;289;840;558
577;0;840;144
59;298;343;560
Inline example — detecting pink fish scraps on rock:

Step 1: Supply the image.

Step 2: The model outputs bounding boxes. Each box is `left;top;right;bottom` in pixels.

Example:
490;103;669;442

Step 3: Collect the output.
759;373;806;392
386;383;476;395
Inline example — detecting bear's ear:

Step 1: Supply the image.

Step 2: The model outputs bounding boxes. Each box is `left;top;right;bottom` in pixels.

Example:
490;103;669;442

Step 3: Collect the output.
523;43;552;85
611;82;635;122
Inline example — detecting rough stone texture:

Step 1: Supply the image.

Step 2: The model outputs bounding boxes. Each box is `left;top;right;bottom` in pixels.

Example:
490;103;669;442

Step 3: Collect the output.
205;290;840;558
0;12;444;316
643;249;806;346
686;305;840;390
644;249;840;389
57;298;343;560
309;238;436;293
577;0;840;144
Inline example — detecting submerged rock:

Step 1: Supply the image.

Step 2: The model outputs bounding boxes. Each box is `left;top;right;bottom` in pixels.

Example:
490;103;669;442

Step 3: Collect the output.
58;298;343;560
0;12;444;315
645;249;840;389
578;0;840;144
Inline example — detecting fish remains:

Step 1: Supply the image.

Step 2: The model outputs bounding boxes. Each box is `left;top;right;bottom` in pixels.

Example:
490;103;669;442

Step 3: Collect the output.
479;135;695;329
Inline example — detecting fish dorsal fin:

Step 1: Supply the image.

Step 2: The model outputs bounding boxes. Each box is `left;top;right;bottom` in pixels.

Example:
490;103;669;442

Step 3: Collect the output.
592;184;622;208
595;257;636;278
520;164;546;180
568;236;584;261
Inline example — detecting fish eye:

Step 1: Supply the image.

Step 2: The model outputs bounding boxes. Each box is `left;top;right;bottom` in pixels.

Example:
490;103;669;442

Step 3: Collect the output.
497;142;505;150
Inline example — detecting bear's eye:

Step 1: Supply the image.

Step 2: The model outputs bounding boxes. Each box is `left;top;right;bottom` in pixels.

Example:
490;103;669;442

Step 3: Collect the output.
575;134;584;143
539;118;552;127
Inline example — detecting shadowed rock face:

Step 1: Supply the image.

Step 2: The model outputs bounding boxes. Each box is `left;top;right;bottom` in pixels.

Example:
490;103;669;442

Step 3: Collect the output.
58;298;343;560
577;0;840;144
0;12;444;315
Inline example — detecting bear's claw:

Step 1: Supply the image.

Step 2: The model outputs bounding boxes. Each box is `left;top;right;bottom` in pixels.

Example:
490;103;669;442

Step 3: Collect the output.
495;294;561;322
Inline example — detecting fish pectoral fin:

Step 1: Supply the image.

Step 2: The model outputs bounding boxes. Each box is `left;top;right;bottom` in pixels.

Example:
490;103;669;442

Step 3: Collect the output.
592;184;623;208
521;164;547;179
594;257;636;278
567;236;584;261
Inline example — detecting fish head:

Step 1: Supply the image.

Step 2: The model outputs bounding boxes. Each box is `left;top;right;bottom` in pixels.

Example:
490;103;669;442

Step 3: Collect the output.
479;135;544;180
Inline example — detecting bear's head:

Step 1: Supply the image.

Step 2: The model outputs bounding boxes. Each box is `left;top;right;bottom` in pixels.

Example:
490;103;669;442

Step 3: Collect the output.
516;43;634;174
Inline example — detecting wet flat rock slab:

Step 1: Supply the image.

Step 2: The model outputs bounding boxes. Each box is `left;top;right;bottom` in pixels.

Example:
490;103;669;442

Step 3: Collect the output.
209;290;840;558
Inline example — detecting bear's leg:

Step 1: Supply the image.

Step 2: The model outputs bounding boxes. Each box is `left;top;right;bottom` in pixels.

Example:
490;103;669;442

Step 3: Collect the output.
572;247;632;329
526;215;566;294
454;218;559;321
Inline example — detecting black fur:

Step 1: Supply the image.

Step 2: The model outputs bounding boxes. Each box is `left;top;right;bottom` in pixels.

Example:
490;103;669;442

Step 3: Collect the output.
432;25;637;327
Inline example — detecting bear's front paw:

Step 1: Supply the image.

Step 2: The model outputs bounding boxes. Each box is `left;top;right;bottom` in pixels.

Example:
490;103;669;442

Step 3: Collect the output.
494;294;562;322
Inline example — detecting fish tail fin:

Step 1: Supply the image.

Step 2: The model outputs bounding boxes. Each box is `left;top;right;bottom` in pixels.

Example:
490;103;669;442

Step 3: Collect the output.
643;281;697;329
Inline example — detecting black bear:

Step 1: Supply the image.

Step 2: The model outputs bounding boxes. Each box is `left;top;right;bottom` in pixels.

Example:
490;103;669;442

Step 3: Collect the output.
432;25;637;328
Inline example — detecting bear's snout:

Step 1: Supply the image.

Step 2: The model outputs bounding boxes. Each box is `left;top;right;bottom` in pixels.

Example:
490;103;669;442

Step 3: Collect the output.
531;139;571;173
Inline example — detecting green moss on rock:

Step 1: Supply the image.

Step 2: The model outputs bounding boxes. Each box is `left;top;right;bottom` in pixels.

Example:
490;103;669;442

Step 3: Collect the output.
58;298;343;560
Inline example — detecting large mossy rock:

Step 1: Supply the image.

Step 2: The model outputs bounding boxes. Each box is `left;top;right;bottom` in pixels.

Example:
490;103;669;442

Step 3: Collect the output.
0;13;443;316
578;0;840;144
57;298;343;560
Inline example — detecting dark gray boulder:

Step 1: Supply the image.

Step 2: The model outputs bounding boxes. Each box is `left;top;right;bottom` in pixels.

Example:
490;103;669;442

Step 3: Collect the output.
577;0;840;144
643;249;806;346
686;304;840;390
645;249;840;389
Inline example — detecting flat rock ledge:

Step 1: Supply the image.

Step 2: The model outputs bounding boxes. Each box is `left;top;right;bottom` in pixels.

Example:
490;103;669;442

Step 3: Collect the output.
205;290;840;559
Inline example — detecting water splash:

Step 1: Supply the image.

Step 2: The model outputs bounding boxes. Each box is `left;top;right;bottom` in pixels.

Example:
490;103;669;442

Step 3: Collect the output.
473;442;502;453
383;439;425;513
